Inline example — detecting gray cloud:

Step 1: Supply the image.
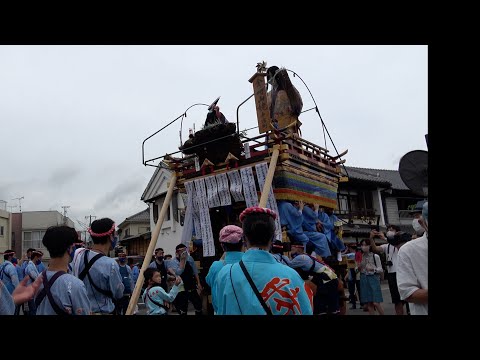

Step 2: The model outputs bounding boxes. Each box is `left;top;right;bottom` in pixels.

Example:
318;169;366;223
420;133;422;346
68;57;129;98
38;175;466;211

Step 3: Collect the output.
93;176;146;213
0;45;427;228
47;166;80;188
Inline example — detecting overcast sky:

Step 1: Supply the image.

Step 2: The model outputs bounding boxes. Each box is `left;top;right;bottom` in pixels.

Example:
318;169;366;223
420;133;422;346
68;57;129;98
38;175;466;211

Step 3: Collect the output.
0;45;427;230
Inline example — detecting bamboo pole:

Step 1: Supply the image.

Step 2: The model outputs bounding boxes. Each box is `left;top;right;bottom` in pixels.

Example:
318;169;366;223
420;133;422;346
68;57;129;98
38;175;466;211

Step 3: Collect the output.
258;145;280;207
125;174;177;315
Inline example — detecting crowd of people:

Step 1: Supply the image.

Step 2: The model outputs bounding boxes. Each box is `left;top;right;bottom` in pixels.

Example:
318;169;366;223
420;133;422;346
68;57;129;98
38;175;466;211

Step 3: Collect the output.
1;200;428;315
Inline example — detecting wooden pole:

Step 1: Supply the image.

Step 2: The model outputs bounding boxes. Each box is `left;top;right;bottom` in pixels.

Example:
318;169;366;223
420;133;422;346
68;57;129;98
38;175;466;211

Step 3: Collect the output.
125;174;177;315
258;145;280;207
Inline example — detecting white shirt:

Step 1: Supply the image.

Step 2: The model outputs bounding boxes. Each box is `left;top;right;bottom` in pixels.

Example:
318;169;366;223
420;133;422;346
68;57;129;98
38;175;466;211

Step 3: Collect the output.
380;243;399;273
397;234;428;315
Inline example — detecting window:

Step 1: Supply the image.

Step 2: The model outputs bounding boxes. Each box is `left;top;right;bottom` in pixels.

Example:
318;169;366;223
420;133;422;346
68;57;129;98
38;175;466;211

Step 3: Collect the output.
166;205;171;221
153;203;159;223
0;226;3;236
24;231;47;250
337;194;348;214
32;231;43;249
349;195;358;213
125;228;130;237
355;191;374;216
154;199;170;224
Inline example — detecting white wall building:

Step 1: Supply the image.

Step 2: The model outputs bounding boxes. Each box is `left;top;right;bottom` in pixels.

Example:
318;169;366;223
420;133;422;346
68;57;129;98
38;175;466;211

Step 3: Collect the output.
141;165;185;256
0;208;12;255
21;211;75;262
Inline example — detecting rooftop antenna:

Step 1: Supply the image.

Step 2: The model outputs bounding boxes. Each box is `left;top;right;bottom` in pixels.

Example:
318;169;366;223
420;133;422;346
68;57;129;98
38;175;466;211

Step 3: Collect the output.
12;196;24;212
61;205;70;225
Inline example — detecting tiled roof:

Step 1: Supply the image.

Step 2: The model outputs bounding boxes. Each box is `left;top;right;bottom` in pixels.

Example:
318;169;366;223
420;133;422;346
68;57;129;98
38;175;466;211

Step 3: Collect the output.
343;166;409;191
124;208;150;223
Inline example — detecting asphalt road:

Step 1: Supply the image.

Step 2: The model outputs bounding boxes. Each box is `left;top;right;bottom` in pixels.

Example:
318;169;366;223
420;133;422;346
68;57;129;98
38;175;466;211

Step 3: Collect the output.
135;280;401;316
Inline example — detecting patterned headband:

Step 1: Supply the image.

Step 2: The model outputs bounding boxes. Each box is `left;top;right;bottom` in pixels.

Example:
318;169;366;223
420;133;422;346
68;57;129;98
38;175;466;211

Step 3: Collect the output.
0;251;15;256
88;223;116;237
239;207;277;222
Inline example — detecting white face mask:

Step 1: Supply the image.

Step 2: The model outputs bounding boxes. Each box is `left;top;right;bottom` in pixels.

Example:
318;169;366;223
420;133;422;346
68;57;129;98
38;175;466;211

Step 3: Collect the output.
386;231;396;239
412;218;425;235
361;246;370;253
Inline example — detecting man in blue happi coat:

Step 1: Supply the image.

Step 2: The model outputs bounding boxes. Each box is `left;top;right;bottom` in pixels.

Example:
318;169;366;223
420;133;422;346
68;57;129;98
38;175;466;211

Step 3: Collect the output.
215;207;313;315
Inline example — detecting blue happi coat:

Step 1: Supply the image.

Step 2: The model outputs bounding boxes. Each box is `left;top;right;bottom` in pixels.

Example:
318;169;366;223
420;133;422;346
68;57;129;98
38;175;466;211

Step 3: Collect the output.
0;280;15;315
214;249;313;315
0;261;19;294
278;201;309;243
35;270;91;315
71;249;124;314
205;251;244;314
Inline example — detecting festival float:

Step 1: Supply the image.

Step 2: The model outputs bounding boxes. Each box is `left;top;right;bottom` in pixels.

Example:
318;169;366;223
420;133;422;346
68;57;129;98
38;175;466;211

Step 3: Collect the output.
127;62;349;314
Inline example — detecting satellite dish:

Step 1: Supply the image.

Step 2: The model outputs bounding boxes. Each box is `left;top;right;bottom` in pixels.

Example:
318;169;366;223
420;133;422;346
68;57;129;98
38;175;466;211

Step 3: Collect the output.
399;150;428;197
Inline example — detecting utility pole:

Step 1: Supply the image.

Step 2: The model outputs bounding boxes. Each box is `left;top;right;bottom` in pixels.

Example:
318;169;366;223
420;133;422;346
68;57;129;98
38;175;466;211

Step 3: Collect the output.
85;215;96;248
12;197;24;212
85;215;96;227
61;205;70;225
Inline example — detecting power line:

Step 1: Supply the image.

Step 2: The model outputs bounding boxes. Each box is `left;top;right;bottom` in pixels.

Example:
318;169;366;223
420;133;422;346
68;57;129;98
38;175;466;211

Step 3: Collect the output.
12;196;24;212
84;215;96;246
76;218;89;242
85;215;96;227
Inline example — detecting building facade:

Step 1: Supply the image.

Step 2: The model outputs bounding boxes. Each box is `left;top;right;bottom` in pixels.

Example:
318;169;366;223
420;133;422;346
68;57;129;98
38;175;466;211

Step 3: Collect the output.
117;208;151;256
337;166;425;244
11;211;75;263
140;165;185;256
0;208;12;255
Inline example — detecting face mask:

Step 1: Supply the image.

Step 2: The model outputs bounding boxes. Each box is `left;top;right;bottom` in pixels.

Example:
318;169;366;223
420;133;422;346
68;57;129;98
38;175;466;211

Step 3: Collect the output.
412;219;424;235
11;257;18;264
156;256;164;262
111;236;118;250
361;246;369;252
119;258;126;263
386;231;395;240
35;260;42;265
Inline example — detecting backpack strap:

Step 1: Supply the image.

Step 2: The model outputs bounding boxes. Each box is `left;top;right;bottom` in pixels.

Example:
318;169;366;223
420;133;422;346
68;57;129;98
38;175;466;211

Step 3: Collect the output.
372;253;377;267
79;250;114;299
0;264;11;280
307;256;316;274
35;270;68;315
78;250;104;280
239;260;272;315
145;287;169;311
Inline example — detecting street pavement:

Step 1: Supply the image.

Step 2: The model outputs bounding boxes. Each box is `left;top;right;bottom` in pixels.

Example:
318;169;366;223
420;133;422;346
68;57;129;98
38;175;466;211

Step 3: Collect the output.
135;280;400;316
344;279;397;315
